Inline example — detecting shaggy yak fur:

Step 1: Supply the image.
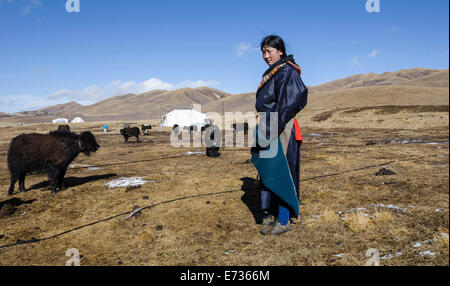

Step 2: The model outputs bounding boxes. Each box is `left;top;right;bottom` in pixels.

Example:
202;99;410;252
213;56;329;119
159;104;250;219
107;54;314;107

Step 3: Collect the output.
57;125;71;132
120;127;140;143
7;131;100;195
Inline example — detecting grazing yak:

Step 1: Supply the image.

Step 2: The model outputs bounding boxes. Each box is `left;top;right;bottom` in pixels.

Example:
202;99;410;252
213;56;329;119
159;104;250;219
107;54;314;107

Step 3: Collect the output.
7;131;100;195
204;124;221;158
120;127;140;143
141;124;152;135
57;125;71;132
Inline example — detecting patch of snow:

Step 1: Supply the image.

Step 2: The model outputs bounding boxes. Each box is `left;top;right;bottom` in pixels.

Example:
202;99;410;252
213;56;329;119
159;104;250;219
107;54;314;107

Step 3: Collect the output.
185;152;206;156
87;167;101;171
370;203;407;212
348;207;367;212
106;177;149;188
224;250;236;255
332;253;344;258
69;164;90;169
381;254;395;260
418;251;435;257
412;242;422;248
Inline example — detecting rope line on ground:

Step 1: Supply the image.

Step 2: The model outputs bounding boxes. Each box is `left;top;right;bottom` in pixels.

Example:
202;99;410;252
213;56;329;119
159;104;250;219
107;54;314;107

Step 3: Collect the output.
0;153;445;249
0;190;237;250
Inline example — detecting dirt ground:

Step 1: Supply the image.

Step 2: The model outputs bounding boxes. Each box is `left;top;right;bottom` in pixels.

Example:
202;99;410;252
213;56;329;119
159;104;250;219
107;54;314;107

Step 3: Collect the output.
0;110;448;266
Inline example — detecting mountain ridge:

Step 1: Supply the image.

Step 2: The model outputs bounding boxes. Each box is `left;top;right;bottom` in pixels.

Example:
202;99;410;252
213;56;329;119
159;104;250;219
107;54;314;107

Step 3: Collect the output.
2;68;448;123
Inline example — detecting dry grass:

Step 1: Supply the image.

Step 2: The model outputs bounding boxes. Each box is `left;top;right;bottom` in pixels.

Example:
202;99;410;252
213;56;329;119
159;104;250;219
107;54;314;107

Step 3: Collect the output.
373;210;394;223
0;105;448;266
434;231;449;250
344;212;374;233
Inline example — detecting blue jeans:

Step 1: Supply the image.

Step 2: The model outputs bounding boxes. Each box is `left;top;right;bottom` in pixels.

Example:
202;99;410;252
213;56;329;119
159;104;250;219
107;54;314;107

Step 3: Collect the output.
261;184;290;226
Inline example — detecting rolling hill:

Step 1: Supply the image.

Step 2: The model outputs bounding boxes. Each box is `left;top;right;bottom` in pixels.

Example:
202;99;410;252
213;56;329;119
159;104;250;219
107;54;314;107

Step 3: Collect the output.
1;68;448;124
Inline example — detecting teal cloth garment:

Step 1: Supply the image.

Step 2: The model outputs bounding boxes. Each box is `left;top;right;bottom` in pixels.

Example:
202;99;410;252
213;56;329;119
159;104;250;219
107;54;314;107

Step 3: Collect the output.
251;136;299;217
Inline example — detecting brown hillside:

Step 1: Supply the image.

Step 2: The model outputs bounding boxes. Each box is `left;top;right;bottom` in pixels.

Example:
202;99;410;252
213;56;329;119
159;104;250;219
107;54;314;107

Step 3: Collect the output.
15;101;84;117
309;68;448;93
47;87;228;122
203;68;449;114
0;68;447;124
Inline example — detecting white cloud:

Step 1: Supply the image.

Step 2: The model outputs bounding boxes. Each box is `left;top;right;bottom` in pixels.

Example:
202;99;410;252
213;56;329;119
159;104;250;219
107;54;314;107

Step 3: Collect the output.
137;78;174;93
368;49;383;58
178;80;220;89
234;42;258;57
110;80;137;95
0;77;222;113
48;89;74;99
46;77;220;104
0;94;67;113
348;56;362;67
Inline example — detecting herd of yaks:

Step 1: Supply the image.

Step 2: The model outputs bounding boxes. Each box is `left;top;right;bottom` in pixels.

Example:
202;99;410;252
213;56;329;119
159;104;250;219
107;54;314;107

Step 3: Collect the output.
5;122;249;196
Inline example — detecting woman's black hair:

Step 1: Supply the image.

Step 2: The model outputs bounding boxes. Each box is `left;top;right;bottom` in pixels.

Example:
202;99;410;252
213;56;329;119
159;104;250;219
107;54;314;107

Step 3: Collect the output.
260;35;287;58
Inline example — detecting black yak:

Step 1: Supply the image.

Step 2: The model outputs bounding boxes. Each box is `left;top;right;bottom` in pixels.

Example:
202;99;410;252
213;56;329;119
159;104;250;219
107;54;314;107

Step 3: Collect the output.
57;125;70;132
141;124;152;135
120;127;140;143
204;124;221;158
7;131;100;195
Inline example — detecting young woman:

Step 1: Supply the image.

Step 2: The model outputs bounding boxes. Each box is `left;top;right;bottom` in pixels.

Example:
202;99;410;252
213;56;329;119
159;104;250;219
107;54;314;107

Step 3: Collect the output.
251;35;308;235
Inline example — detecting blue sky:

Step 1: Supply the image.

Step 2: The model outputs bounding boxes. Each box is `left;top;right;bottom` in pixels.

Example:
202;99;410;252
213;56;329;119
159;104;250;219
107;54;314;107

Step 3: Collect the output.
0;0;448;113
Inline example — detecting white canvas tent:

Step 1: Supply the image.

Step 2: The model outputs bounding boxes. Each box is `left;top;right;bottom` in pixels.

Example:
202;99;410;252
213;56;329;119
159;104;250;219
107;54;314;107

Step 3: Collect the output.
161;109;207;128
52;118;69;124
71;117;85;123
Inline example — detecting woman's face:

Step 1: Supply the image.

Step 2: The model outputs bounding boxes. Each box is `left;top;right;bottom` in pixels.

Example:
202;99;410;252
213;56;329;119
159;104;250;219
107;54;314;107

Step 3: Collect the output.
262;45;283;66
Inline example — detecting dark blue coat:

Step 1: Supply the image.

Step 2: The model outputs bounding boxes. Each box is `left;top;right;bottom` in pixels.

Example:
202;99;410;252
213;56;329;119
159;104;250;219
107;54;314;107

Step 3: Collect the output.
255;63;308;136
255;63;308;205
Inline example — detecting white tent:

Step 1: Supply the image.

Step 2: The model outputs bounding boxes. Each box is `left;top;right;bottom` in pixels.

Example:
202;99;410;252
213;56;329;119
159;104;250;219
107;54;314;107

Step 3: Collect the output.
71;117;85;123
161;109;207;128
52;118;69;124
